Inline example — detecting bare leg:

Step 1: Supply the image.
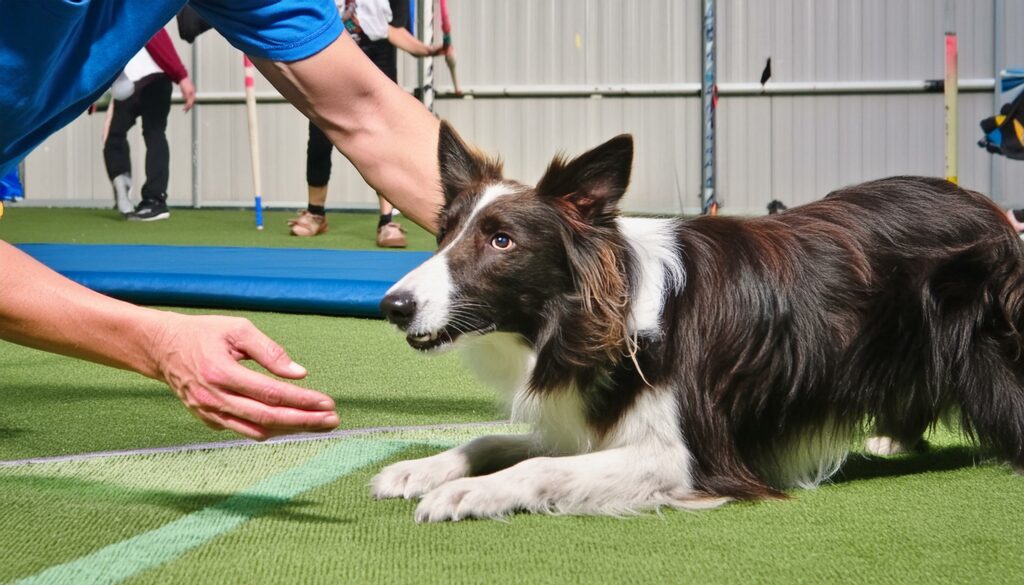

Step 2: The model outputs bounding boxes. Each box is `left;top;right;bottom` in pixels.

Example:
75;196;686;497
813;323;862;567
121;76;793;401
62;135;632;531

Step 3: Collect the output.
308;184;327;207
254;34;442;232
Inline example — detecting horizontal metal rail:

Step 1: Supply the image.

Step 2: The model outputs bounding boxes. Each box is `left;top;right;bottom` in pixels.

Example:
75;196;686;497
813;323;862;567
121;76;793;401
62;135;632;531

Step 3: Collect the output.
177;78;997;104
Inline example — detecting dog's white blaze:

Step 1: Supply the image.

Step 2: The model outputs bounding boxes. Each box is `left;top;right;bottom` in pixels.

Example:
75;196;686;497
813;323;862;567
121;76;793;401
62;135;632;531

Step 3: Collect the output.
386;251;453;334
619;217;685;333
385;183;516;335
440;182;516;252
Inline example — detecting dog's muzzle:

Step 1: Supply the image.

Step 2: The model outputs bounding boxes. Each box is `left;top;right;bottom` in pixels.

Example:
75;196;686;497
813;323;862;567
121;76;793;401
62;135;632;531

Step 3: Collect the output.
380;291;417;330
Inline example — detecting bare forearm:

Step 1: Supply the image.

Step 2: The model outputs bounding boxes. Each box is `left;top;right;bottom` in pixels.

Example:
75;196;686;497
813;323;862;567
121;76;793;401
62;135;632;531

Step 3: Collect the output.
253;34;443;232
387;26;436;57
0;240;339;439
0;241;164;377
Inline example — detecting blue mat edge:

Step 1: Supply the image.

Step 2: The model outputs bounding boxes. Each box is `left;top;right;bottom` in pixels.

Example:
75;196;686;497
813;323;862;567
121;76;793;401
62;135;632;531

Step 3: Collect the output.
18;243;431;318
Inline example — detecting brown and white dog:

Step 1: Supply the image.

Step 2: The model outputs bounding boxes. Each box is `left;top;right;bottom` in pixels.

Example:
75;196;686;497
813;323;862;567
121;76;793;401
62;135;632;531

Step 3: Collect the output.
374;122;1024;522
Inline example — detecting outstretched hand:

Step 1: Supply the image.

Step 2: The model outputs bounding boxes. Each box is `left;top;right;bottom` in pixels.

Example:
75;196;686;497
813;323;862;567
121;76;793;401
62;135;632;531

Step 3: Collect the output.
152;313;339;440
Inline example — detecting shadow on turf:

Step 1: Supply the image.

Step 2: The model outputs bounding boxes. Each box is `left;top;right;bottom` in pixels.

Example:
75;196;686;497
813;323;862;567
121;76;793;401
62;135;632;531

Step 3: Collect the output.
0;475;349;524
834;445;989;483
4;382;172;406
0;427;28;439
339;395;500;419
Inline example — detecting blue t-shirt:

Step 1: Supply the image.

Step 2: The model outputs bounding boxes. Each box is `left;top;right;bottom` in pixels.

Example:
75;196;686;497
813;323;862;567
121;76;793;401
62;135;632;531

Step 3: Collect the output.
0;0;344;178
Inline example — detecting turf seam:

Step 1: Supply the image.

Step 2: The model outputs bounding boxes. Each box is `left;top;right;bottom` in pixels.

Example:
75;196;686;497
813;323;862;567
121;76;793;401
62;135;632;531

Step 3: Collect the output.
0;420;508;468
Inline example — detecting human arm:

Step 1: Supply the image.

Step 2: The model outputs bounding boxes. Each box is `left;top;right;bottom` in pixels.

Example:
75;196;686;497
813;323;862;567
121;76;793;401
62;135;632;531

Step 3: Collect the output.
0;241;339;440
252;33;444;231
146;28;196;112
387;26;445;57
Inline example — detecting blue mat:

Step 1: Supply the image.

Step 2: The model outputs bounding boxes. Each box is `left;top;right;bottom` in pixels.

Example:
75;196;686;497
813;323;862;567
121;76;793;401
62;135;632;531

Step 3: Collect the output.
18;244;431;317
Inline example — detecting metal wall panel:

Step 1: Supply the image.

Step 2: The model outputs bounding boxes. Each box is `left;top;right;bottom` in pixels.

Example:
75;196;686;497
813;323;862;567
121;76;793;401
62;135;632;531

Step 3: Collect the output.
21;0;1024;215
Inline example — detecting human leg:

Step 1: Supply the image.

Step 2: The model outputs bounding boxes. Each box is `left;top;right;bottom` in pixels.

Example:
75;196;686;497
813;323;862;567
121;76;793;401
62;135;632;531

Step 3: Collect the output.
130;76;173;221
289;121;332;236
103;97;139;215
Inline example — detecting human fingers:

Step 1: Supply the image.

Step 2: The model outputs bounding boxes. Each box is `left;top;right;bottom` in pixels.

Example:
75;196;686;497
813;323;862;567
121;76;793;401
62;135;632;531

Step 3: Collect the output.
200;409;273;441
215;390;340;435
213;358;336;414
228;320;310;380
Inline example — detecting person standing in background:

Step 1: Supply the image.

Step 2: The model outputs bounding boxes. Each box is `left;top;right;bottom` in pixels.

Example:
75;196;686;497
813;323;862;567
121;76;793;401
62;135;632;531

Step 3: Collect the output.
104;28;196;221
288;0;444;247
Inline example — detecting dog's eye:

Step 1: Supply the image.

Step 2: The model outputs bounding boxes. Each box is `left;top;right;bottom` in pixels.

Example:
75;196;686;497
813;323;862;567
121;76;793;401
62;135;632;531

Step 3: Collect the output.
490;233;514;250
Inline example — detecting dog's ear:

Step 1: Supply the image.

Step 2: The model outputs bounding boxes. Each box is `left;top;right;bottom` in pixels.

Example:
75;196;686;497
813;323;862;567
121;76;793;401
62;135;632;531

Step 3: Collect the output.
536;134;633;227
438;120;502;205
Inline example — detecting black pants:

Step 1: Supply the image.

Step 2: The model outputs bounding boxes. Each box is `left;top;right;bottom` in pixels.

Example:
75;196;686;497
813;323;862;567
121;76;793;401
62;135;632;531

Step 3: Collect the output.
306;120;333;187
103;74;172;202
307;40;398;187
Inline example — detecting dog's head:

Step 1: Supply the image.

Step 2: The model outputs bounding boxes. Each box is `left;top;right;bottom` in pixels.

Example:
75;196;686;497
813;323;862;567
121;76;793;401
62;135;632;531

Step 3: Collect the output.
380;122;634;355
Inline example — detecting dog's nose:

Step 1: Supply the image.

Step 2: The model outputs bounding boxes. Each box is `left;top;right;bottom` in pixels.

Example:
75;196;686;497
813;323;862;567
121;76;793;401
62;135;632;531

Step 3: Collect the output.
380;291;417;329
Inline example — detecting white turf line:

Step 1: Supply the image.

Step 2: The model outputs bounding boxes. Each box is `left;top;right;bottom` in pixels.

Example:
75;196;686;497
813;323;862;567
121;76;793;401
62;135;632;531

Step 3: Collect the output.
0;420;508;468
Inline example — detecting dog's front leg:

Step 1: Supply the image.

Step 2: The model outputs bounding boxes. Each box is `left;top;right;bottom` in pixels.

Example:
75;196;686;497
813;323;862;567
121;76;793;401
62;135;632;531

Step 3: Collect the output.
414;444;726;522
372;434;540;500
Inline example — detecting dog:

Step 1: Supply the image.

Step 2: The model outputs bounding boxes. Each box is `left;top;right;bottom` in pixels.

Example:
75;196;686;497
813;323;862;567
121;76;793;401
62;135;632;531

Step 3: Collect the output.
373;121;1024;522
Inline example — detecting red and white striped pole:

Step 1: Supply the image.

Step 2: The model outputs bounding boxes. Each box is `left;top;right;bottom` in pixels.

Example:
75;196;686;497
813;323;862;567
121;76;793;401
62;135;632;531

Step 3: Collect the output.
944;0;958;185
243;55;264;230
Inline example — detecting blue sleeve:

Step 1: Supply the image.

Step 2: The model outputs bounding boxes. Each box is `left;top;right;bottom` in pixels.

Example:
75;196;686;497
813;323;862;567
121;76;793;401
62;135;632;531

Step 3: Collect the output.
189;0;344;62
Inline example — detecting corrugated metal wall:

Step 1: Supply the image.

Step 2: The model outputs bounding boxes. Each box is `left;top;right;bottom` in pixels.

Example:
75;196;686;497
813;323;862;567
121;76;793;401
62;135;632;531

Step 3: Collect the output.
21;0;1024;215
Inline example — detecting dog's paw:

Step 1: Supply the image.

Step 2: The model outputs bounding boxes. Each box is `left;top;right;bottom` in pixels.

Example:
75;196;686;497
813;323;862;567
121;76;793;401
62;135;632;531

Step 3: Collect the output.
371;451;470;500
414;477;520;523
864;436;907;456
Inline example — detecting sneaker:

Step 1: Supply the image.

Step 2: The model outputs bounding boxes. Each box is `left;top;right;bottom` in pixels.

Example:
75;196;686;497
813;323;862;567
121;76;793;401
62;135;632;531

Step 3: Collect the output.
288;210;328;237
127;199;170;222
376;221;407;248
112;174;134;215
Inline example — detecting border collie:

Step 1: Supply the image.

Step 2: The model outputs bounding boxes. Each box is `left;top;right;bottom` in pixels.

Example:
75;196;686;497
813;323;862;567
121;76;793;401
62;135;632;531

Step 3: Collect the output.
373;122;1024;522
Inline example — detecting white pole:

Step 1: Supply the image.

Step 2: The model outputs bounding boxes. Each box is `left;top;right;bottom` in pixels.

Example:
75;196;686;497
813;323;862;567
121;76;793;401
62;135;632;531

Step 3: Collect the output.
417;0;435;112
243;55;264;230
191;40;201;208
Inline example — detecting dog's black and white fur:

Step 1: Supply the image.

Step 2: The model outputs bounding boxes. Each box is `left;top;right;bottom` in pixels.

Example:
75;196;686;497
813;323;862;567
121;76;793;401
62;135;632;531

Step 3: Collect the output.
374;122;1024;522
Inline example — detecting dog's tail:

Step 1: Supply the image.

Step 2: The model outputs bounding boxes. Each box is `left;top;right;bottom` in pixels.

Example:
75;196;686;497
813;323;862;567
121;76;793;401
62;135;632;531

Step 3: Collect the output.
927;231;1024;467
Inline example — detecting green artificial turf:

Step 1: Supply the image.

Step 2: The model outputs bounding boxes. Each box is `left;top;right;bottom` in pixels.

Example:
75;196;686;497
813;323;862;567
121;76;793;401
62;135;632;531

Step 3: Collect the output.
0;207;437;250
3;208;1024;585
2;428;1022;585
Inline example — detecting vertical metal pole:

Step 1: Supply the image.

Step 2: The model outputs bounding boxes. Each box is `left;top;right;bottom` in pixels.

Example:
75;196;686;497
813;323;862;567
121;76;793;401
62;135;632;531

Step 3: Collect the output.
991;0;1005;203
191;39;201;208
700;0;717;215
944;0;958;185
417;0;435;112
